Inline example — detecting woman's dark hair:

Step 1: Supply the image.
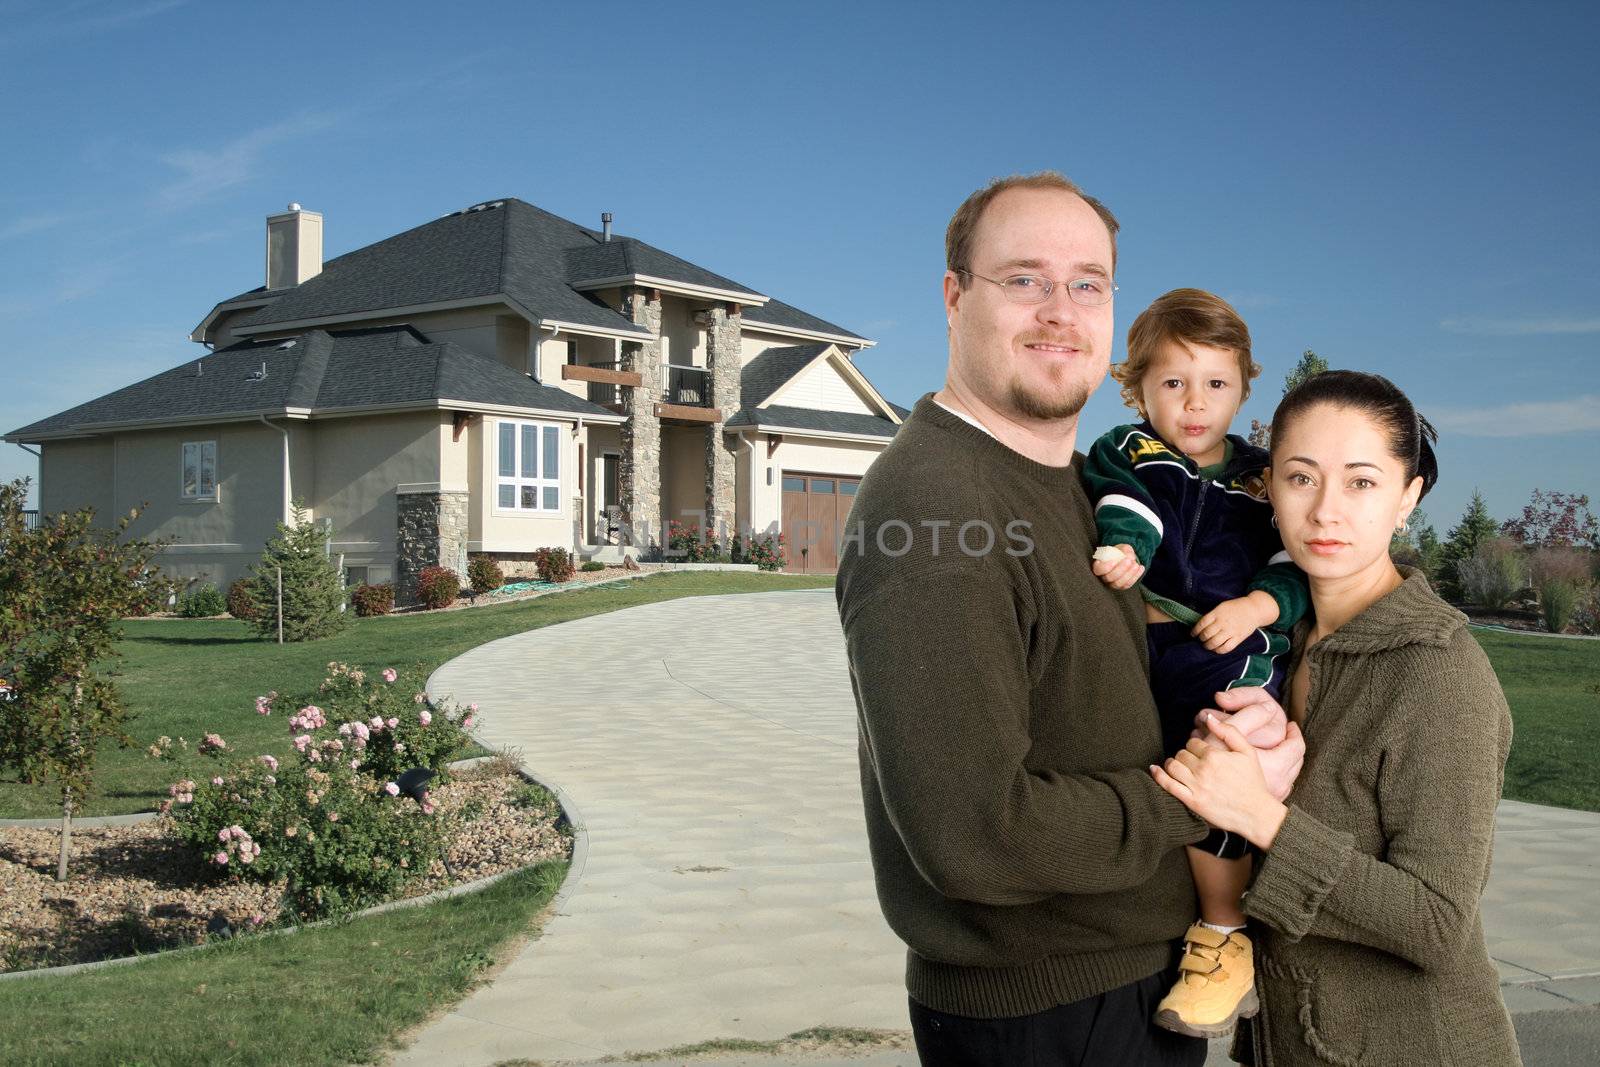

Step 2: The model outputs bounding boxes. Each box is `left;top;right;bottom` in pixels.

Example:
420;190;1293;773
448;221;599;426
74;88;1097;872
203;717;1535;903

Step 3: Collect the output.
1270;370;1439;499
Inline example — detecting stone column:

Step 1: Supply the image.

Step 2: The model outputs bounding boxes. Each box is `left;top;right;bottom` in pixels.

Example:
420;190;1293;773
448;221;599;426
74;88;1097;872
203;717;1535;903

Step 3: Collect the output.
703;303;742;541
395;487;469;604
618;287;663;553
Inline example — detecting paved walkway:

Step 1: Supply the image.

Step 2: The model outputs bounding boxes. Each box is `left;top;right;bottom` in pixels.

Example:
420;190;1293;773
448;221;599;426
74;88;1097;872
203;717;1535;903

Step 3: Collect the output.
396;588;1600;1066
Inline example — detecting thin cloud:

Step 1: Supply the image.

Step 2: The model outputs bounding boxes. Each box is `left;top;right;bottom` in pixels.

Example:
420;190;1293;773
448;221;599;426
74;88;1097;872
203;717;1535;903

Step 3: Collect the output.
0;0;187;49
0;212;71;240
1439;316;1600;336
1429;395;1600;437
156;110;344;208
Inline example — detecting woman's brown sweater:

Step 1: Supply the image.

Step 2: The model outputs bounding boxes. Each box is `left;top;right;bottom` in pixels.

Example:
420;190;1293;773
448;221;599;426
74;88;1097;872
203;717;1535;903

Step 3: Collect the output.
1235;568;1522;1065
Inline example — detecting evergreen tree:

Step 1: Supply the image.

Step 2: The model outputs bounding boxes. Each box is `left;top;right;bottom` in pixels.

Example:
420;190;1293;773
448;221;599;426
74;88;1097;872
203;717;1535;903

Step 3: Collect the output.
244;502;350;641
1390;507;1444;582
1248;349;1331;448
1438;490;1500;601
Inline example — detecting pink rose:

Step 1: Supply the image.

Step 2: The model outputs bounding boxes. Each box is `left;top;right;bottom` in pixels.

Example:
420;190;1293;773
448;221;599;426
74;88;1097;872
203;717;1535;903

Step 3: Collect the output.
327;811;340;822
369;716;385;731
414;693;426;704
418;710;432;726
420;800;436;815
382;668;397;683
386;717;398;729
350;758;360;769
462;713;475;729
384;782;400;797
218;828;232;842
211;776;224;786
259;754;279;772
468;703;478;713
292;734;311;752
214;851;228;866
239;851;254;865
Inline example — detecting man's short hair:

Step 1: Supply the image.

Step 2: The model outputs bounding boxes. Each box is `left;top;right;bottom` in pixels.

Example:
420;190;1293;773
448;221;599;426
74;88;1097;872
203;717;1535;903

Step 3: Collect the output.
945;172;1120;288
1113;288;1260;414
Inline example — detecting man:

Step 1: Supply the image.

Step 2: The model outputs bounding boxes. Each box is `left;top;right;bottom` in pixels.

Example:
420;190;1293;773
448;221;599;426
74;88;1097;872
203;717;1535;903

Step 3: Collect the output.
836;173;1305;1066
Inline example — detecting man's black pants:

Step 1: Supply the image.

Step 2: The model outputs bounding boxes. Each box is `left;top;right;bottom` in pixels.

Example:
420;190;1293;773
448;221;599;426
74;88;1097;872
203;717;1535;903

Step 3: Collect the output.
908;970;1206;1066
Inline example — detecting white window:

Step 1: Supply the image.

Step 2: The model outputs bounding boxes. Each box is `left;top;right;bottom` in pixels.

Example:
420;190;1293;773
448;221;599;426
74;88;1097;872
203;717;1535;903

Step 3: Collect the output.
494;419;562;513
181;441;217;500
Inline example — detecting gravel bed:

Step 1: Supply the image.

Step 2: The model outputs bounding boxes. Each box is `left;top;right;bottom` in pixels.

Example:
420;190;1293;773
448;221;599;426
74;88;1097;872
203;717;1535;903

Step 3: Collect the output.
0;764;570;974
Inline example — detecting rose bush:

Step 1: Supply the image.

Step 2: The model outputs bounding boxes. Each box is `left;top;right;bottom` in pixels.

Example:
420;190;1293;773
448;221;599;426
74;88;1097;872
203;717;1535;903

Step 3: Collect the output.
163;663;474;918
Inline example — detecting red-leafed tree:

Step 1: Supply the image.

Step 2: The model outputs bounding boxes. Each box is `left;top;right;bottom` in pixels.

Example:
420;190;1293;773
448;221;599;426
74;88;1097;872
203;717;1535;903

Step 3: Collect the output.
1500;490;1600;551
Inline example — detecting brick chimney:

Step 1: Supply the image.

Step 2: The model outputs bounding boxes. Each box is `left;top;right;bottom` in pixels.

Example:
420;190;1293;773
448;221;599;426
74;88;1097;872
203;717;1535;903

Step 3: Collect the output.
265;203;322;289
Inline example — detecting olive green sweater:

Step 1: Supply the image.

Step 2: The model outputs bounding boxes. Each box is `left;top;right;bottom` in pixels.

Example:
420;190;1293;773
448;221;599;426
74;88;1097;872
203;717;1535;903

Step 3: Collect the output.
1236;569;1521;1066
836;397;1208;1018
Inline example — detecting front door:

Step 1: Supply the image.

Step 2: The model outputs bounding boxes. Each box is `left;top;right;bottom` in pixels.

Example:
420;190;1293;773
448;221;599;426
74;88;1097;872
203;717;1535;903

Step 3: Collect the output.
781;473;860;573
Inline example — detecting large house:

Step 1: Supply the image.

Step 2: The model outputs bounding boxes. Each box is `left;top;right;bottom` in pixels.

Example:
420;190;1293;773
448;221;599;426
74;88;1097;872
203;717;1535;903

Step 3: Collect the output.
5;199;905;595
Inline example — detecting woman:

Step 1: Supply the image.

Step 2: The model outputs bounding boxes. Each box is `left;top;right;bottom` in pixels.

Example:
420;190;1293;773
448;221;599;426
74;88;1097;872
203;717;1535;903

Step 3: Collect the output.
1151;370;1521;1065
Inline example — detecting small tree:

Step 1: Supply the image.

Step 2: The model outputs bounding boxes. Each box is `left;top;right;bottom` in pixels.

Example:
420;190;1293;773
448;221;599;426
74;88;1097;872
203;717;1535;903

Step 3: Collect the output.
241;503;349;641
1248;349;1331;448
1438;490;1501;601
0;478;166;879
1390;508;1443;582
1500;489;1600;552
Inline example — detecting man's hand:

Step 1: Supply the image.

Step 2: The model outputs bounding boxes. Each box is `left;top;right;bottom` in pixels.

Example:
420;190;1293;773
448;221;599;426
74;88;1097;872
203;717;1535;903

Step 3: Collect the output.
1091;544;1145;591
1192;591;1280;654
1195;687;1303;801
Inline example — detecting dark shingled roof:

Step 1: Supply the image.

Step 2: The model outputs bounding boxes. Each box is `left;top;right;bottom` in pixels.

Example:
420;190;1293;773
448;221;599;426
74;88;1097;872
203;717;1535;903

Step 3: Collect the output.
5;326;614;440
739;343;830;409
724;403;899;439
236;201;650;337
564;237;763;298
742;296;865;341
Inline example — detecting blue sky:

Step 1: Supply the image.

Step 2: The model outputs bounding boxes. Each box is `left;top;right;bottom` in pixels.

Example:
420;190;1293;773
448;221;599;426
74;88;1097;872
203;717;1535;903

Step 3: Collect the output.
2;0;1596;534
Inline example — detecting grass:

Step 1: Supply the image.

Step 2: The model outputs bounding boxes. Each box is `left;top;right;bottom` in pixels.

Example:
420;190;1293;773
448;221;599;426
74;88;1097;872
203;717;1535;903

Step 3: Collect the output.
1474;628;1600;811
0;572;832;819
0;860;568;1067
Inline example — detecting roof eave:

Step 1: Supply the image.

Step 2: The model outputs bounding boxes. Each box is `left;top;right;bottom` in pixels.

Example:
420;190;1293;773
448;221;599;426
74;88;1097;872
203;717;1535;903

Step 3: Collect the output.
189;297;278;343
741;319;874;348
732;422;895;444
569;273;770;307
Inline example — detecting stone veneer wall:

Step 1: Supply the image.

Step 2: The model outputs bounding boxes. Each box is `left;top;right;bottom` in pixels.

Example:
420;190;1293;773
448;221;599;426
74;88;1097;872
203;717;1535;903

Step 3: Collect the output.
618;288;663;552
704;304;742;538
395;488;469;603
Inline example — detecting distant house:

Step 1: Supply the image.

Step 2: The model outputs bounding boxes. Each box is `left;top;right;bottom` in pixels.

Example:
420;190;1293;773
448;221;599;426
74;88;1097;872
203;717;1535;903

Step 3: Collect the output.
5;199;904;596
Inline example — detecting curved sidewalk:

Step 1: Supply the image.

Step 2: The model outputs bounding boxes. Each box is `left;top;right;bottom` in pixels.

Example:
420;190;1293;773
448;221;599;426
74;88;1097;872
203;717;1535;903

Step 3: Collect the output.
396;587;1600;1065
397;589;907;1065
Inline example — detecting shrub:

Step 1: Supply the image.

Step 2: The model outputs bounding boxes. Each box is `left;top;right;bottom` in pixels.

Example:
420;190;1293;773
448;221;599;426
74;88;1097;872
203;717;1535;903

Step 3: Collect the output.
1458;538;1527;610
665;521;730;563
532;547;575;583
350;583;395;617
1539;578;1583;634
168;754;443;919
1529;546;1594;587
415;566;459;609
164;663;474;918
732;530;786;571
1572;585;1600;636
468;555;504;594
580;560;605;572
240;503;350;642
178;583;227;618
227;578;259;620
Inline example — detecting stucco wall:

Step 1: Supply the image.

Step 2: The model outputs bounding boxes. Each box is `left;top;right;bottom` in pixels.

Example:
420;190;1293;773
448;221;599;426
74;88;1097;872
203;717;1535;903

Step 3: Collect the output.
38;438;116;522
660;424;710;530
583;423;622;544
308;410;447;585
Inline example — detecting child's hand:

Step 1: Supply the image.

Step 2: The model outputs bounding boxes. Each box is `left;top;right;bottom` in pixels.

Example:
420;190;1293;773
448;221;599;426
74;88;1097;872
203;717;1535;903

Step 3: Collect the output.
1192;592;1278;654
1091;544;1144;590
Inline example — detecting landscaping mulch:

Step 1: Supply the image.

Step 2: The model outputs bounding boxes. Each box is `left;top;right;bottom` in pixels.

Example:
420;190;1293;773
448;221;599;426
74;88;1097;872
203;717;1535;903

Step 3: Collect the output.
0;763;570;974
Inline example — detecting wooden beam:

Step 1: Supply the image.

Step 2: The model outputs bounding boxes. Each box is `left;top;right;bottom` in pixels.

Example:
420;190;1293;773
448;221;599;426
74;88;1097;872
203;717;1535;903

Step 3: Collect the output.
655;402;721;424
451;411;479;442
561;364;643;387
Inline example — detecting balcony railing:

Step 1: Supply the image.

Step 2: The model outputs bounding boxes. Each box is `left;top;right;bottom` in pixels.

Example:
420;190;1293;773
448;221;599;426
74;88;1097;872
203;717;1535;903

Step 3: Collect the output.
663;365;710;407
21;510;40;531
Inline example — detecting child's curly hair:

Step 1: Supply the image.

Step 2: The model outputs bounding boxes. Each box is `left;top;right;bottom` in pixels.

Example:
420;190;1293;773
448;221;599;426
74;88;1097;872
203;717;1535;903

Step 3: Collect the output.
1112;288;1260;415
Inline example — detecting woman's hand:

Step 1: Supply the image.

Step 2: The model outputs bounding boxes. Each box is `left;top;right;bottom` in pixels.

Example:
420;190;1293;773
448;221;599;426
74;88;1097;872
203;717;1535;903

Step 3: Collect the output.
1153;713;1290;849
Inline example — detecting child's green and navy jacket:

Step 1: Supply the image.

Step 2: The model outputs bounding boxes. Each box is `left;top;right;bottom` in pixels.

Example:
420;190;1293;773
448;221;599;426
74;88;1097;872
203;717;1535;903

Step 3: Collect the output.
1083;423;1308;630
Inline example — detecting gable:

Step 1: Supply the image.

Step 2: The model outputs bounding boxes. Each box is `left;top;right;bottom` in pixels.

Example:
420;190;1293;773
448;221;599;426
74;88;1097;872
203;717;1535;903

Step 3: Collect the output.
768;354;875;415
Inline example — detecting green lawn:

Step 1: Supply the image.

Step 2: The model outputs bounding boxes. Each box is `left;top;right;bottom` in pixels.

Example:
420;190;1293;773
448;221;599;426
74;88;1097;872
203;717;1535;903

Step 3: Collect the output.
0;861;568;1067
0;572;832;819
1474;628;1600;812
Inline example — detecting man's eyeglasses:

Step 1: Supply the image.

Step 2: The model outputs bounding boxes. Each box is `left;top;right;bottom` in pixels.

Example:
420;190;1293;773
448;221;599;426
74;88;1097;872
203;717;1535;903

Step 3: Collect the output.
957;269;1117;307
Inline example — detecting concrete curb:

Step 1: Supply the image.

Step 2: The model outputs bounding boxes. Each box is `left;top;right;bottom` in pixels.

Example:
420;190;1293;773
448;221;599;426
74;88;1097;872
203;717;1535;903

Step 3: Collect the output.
0;756;578;982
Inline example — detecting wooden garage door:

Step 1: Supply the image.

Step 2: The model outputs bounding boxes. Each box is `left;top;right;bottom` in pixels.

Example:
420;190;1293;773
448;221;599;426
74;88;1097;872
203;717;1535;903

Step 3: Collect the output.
781;473;860;574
